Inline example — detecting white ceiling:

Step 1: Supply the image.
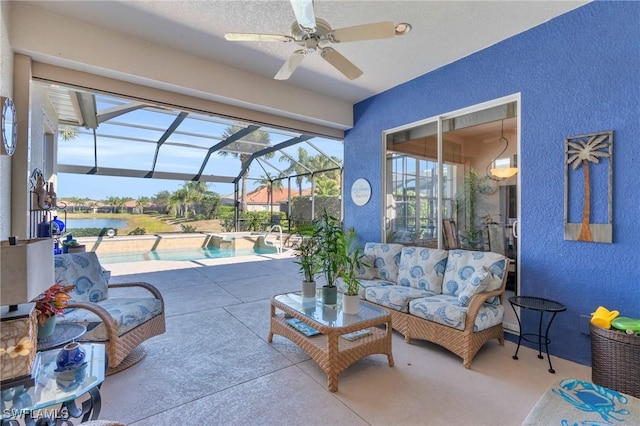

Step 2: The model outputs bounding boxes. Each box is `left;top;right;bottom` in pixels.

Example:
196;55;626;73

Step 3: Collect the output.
25;0;588;104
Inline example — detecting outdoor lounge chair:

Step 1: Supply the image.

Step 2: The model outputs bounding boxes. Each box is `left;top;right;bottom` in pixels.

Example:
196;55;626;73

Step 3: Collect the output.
53;252;165;368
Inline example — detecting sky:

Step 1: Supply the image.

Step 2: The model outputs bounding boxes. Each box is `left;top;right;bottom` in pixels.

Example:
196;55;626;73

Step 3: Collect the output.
57;173;215;200
54;93;344;201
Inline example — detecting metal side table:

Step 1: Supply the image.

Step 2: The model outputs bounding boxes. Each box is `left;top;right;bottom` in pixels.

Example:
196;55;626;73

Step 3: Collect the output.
1;343;106;425
509;296;567;373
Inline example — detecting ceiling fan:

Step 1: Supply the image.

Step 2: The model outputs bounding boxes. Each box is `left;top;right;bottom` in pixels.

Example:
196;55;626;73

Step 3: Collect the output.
224;0;410;80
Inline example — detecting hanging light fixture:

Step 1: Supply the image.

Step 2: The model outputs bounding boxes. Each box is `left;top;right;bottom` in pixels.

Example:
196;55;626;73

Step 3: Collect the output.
486;120;517;180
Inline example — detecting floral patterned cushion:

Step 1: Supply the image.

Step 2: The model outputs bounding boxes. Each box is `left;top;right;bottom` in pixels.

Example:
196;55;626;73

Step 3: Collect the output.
457;267;490;307
355;254;377;279
409;294;505;331
442;250;507;297
361;243;404;283
59;297;163;341
366;285;436;313
336;277;394;298
54;252;109;303
397;247;448;293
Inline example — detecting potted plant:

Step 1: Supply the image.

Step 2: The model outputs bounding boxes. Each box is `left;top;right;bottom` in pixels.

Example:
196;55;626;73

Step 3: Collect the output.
294;235;320;298
341;229;367;314
313;211;348;305
33;282;75;339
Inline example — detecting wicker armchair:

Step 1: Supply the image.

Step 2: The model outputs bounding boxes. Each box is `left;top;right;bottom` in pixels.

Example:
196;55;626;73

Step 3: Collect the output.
53;252;165;368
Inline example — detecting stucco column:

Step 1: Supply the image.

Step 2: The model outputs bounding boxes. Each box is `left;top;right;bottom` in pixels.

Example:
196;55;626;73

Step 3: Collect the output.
10;54;32;239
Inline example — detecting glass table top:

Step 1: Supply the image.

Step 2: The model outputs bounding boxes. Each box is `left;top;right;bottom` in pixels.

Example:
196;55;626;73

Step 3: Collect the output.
1;343;106;418
274;291;389;328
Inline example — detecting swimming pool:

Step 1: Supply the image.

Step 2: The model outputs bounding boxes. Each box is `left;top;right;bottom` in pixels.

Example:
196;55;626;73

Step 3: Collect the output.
97;246;283;264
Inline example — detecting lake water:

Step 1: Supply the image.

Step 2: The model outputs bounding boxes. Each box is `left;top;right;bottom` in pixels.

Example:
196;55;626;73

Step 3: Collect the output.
65;218;129;229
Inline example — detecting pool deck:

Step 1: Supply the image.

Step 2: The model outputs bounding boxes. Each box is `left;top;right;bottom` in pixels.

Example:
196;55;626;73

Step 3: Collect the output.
96;246;591;426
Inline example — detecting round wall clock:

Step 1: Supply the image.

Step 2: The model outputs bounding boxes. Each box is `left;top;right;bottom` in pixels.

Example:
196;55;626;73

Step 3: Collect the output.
351;178;372;206
2;97;17;156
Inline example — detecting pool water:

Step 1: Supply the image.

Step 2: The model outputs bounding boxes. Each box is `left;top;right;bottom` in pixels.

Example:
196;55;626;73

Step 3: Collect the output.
97;246;281;264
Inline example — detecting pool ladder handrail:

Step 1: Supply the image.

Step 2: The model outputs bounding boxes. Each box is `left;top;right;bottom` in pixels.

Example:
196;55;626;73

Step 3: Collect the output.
264;225;283;254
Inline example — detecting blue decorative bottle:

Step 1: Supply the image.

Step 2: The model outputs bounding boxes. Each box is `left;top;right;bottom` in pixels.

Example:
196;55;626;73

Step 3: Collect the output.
51;216;65;235
37;214;50;238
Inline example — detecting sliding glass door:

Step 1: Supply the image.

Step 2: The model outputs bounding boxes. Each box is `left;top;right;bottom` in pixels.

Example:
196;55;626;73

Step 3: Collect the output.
383;98;519;275
384;124;457;247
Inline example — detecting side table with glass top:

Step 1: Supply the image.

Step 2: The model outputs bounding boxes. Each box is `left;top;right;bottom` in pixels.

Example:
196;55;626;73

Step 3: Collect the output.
509;296;567;373
1;343;106;426
37;323;86;351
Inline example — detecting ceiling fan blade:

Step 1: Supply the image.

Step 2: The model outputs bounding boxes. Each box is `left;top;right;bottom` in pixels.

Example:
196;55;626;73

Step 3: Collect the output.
290;0;316;31
274;51;306;80
331;21;396;43
225;33;293;42
321;47;363;80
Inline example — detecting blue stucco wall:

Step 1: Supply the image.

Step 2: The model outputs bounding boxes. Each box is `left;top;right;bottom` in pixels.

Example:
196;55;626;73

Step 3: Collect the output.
344;1;640;365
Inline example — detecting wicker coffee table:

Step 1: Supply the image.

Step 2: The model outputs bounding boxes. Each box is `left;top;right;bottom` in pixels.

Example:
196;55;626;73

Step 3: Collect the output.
269;291;394;392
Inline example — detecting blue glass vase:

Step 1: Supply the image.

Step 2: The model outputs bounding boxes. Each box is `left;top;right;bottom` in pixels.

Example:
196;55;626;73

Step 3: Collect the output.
51;215;65;235
56;342;86;372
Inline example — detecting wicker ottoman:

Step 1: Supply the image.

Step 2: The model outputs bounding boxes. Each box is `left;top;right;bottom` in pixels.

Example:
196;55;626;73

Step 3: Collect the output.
590;323;640;399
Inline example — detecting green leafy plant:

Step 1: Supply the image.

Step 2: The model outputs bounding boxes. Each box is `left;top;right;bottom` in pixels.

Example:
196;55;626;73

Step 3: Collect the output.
180;224;198;233
294;236;321;283
313;211;347;288
341;229;366;296
128;227;146;235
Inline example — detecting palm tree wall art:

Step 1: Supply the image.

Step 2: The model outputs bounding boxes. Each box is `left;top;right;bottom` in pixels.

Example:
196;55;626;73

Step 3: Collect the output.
564;131;613;243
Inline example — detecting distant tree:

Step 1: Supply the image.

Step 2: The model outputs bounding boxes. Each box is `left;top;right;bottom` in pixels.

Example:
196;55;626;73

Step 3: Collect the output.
201;193;221;219
219;125;272;212
152;190;171;213
315;177;340;197
308;154;342;187
77;197;89;213
168;189;187;217
136;196;150;213
256;175;284;211
183;181;209;216
87;201;98;214
105;196;119;213
279;147;311;196
115;197;130;213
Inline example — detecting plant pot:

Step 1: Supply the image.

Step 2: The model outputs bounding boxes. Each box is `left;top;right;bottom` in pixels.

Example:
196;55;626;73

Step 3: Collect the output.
302;280;316;298
322;285;337;305
37;316;56;339
342;293;360;315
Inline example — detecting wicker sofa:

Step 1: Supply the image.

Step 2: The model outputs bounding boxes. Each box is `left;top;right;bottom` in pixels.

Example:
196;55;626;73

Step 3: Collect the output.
337;242;509;368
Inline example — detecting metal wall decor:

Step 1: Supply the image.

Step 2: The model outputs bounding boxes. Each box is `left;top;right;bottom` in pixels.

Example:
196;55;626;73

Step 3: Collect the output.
564;130;613;243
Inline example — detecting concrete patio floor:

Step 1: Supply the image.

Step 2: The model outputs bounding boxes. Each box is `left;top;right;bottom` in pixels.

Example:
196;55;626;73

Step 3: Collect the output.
98;253;590;425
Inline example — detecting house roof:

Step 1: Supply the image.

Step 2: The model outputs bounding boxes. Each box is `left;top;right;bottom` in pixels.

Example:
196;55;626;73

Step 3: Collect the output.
245;187;313;204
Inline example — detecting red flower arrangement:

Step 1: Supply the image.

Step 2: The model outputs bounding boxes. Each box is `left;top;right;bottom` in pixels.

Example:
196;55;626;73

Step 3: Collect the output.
33;283;75;326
